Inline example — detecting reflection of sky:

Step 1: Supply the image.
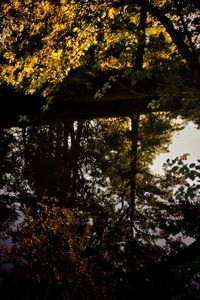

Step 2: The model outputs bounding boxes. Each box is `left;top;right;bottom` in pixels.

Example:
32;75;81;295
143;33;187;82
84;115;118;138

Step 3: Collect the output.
151;122;200;175
152;121;200;247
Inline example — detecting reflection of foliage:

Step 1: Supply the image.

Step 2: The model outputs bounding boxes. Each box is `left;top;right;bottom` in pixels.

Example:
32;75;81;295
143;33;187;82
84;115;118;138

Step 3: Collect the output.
135;156;200;246
0;128;31;195
89;114;176;204
2;115;174;204
1;117;200;298
9;202;96;299
0;196;17;235
0;129;17;189
4;155;200;299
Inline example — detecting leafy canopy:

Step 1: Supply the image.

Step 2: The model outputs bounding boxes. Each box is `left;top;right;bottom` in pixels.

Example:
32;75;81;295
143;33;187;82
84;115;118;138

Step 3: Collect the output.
0;0;199;99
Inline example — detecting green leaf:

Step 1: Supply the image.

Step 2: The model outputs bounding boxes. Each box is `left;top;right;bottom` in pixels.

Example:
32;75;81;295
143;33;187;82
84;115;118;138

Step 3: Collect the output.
19;115;29;123
94;90;102;100
189;163;195;168
170;166;179;173
42;103;49;112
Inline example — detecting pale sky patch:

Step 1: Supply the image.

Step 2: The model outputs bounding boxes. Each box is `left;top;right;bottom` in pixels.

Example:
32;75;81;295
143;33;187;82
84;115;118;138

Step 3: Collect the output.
151;121;200;175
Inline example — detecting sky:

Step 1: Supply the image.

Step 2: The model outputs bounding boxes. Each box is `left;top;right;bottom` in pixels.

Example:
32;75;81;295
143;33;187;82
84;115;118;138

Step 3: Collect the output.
151;121;200;175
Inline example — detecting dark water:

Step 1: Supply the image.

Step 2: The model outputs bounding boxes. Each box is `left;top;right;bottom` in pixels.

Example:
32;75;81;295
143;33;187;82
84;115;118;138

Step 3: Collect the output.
0;116;200;299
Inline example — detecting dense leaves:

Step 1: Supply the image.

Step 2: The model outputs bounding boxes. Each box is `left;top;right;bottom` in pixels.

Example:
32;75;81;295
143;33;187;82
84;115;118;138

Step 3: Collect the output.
0;0;199;104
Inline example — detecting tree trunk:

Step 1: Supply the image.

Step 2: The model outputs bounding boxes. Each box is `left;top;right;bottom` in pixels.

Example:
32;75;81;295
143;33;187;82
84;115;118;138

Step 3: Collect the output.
130;114;140;239
129;7;147;239
69;121;84;207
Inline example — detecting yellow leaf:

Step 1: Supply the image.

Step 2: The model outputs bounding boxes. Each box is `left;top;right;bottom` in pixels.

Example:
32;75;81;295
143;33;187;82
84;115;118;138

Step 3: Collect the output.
108;8;115;19
19;24;24;32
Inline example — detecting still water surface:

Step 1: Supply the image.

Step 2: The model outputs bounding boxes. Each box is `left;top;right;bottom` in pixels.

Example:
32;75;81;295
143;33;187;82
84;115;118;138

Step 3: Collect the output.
0;116;200;298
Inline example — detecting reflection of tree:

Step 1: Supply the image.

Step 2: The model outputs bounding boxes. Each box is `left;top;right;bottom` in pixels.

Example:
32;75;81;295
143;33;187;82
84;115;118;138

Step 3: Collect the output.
1;115;174;218
20;121;84;207
0;129;17;190
0;195;17;237
2;115;200;298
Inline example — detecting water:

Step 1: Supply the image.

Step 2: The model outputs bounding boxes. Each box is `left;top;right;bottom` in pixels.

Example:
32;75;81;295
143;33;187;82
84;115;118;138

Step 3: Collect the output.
0;115;200;298
152;121;200;174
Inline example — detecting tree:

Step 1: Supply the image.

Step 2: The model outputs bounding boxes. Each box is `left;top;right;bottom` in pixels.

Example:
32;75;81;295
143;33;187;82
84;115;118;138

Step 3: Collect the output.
1;1;200;298
0;0;199;105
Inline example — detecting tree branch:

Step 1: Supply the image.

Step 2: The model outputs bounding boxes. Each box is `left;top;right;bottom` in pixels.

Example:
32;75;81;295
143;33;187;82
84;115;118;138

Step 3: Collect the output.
137;0;198;68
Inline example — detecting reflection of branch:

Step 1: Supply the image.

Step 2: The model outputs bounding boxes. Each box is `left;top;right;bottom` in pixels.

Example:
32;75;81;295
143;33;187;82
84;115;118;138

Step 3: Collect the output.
136;188;147;200
114;206;130;228
133;224;159;238
171;293;196;300
130;114;140;239
135;208;148;220
78;165;84;182
172;293;196;300
118;188;127;210
184;86;200;93
168;238;200;266
137;169;163;180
